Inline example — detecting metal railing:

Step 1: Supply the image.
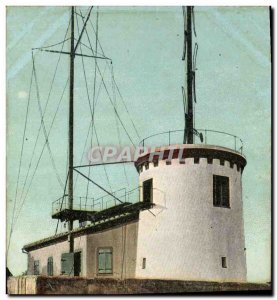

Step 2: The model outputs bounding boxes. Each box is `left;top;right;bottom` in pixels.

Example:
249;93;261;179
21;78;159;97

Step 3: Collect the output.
52;186;142;215
139;128;243;154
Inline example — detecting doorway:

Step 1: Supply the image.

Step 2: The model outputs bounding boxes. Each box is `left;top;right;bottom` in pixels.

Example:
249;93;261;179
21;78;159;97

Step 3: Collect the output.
74;251;82;276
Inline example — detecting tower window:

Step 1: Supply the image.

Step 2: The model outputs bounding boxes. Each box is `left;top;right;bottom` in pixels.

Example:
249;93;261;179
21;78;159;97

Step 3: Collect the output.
47;257;53;276
143;179;153;203
98;248;113;274
153;160;158;167
221;257;227;268
34;260;40;275
145;162;149;170
194;157;200;164
213;175;230;208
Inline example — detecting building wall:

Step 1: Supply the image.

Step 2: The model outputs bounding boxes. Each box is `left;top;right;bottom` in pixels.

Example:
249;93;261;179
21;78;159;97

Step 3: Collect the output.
27;236;87;276
135;152;247;282
86;221;139;279
26;221;138;279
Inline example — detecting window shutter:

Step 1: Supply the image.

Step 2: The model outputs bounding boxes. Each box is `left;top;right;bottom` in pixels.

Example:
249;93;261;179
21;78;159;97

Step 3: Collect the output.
61;253;74;275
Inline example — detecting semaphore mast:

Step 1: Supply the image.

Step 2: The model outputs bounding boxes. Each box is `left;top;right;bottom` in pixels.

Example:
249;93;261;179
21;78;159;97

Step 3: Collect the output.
182;6;195;144
68;6;75;253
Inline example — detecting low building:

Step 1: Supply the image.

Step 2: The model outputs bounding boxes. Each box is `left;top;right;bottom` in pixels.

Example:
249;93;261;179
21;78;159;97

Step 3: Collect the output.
23;144;247;283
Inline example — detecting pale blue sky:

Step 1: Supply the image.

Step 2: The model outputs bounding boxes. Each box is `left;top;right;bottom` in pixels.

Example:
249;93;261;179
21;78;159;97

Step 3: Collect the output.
7;6;271;282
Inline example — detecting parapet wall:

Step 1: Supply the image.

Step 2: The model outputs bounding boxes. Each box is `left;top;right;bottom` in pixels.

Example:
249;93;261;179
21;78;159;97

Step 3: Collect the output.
7;276;271;295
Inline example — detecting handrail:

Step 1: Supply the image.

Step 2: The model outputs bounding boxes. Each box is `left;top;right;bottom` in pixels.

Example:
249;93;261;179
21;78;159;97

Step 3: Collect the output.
139;128;243;154
51;185;144;215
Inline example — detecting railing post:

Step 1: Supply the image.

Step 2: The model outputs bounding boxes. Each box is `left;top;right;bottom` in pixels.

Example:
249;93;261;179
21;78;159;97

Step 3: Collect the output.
234;136;237;151
169;131;171;145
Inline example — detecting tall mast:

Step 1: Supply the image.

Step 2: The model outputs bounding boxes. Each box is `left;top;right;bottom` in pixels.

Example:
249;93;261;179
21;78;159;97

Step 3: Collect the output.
183;6;194;144
68;6;75;253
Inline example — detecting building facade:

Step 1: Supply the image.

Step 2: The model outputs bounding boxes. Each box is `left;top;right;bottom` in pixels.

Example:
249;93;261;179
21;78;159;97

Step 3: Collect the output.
23;144;247;282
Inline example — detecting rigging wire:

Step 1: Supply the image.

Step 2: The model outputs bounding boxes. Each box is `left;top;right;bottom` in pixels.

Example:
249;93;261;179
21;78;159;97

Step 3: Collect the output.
32;53;64;189
111;63;130;188
182;6;187;61
85;8;98;205
13;77;69;228
79;10;137;146
87;14;141;141
73;63;108;190
111;74;141;141
17;16;71;206
7;63;34;255
55;172;69;235
192;43;198;103
192;7;197;37
75;10;113;193
32;38;71;50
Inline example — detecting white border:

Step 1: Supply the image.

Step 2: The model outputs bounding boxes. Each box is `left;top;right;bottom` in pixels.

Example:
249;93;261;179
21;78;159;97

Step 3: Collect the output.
1;1;274;299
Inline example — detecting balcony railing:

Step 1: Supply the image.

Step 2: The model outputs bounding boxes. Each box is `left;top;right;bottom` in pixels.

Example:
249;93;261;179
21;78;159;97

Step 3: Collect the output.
52;186;142;215
139;128;243;154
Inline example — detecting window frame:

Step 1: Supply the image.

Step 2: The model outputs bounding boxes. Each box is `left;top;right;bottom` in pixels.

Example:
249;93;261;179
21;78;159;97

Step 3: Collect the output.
97;247;113;275
213;175;230;208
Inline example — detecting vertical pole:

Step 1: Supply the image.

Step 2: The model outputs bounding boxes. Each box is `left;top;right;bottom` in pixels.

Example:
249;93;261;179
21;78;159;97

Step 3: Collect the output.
186;6;194;144
68;6;75;254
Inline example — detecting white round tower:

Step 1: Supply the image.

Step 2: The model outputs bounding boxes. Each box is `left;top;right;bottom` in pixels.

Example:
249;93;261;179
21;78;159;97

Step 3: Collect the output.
134;143;247;282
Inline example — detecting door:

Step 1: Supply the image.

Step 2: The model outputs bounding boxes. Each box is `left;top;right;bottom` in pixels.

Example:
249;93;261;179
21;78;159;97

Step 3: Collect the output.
74;251;82;276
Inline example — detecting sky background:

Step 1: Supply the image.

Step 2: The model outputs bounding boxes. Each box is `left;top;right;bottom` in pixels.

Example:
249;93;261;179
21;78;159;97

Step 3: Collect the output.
6;6;271;282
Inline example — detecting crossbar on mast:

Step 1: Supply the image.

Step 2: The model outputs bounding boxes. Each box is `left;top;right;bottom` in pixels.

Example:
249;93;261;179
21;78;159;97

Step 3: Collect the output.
40;49;111;60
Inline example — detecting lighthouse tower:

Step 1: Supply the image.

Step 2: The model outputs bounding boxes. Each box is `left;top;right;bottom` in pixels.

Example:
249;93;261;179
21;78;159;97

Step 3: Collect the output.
133;7;247;282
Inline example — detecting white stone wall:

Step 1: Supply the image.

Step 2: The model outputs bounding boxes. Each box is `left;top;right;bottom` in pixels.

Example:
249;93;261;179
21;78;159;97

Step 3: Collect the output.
135;150;247;282
27;236;87;276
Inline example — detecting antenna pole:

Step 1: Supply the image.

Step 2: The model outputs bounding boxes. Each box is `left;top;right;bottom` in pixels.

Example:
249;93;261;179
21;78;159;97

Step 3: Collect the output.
68;6;75;253
184;6;194;144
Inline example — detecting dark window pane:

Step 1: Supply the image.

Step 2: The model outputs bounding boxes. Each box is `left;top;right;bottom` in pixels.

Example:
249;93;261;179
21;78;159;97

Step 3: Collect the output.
142;258;146;269
222;257;227;268
213;175;229;208
143;179;153;203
